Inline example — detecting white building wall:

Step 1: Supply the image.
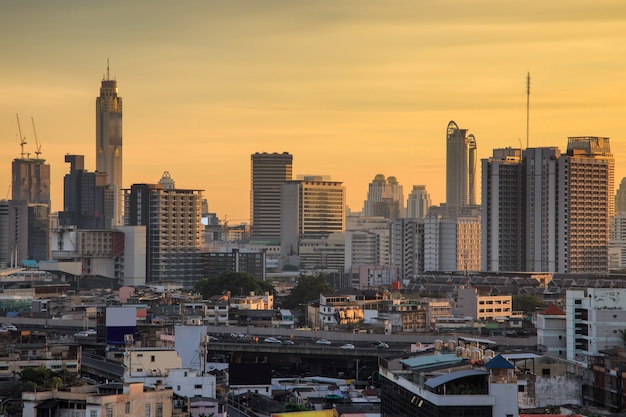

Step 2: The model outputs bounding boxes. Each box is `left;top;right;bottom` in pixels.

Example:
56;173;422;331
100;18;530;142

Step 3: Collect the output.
119;225;146;287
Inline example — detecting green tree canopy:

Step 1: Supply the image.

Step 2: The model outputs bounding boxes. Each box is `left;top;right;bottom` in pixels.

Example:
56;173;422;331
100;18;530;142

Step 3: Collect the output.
195;271;274;300
20;366;65;390
512;294;546;314
283;402;308;412
280;275;334;310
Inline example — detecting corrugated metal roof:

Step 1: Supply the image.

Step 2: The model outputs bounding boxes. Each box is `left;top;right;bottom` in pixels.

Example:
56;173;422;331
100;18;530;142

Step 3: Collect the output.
399;354;462;370
425;369;489;388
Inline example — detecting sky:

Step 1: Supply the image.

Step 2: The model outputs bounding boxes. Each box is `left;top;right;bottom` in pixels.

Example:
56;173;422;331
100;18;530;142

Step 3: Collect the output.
2;1;626;222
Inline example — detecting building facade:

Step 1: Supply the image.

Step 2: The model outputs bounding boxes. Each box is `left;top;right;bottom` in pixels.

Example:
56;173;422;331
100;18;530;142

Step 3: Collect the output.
446;120;477;211
566;288;626;365
96;65;124;227
60;154;114;229
406;185;431;219
125;182;203;287
280;176;345;257
362;174;405;218
481;148;525;272
250;152;293;240
557;137;613;274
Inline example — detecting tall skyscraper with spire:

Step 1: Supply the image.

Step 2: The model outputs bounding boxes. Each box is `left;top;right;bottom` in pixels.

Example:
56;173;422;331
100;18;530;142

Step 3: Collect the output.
446;120;477;212
96;61;123;228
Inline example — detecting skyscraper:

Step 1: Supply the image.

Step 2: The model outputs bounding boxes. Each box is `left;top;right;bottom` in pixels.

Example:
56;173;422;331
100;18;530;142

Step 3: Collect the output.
557;137;613;274
446;120;477;211
481;148;525;272
60;155;113;229
406;185;431;219
250;152;293;240
96;63;123;227
125;179;203;287
280;176;345;256
523;147;560;273
362;174;405;218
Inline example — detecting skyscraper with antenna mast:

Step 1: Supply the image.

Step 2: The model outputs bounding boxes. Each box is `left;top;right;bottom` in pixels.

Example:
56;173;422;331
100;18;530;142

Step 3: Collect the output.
96;60;123;228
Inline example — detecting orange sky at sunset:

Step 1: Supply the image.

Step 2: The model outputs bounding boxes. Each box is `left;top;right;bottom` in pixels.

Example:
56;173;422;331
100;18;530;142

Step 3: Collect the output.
2;1;626;222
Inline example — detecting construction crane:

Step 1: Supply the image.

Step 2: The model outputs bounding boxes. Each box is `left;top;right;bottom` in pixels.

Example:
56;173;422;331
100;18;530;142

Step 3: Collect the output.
16;113;27;159
31;117;42;159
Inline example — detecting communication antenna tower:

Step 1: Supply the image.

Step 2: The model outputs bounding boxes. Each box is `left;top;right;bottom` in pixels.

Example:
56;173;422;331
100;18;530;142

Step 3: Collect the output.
31;117;42;159
16;114;27;159
526;72;531;149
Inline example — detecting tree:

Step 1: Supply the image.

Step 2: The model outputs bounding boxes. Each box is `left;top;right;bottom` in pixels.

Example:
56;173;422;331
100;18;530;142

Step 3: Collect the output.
19;366;64;390
512;294;545;314
280;274;334;310
195;271;274;300
283;402;307;412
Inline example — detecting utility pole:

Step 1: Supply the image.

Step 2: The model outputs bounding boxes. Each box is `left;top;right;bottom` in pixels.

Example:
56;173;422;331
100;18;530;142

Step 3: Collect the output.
526;72;531;149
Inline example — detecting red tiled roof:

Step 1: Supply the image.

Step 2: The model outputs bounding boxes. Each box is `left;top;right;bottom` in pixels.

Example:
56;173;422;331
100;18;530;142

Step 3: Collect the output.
539;304;565;316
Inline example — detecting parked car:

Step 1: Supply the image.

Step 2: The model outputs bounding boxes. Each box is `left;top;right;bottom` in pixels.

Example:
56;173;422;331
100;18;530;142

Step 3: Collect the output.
316;339;332;345
230;332;245;338
282;340;295;345
339;343;355;350
375;342;389;349
2;324;17;331
264;337;282;343
74;331;89;338
85;329;97;336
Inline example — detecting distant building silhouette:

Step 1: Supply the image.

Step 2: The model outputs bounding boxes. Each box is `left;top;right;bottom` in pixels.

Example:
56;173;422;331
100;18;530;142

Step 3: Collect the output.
406;185;431;219
59;155;113;229
362;174;404;219
446;120;477;212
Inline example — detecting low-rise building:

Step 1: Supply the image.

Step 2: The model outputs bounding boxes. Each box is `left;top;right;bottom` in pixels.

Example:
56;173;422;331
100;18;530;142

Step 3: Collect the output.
22;382;173;417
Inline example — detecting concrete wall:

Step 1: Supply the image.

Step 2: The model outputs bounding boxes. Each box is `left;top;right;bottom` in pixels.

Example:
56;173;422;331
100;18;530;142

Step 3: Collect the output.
534;375;582;408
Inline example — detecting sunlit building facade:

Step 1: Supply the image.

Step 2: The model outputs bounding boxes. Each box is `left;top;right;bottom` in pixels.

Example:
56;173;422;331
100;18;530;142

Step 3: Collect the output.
446;120;477;211
96;66;124;227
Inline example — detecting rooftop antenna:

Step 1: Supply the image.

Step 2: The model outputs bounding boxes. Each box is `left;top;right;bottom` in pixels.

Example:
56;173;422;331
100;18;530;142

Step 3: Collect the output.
31;117;42;159
16;113;27;159
526;72;531;149
107;58;110;81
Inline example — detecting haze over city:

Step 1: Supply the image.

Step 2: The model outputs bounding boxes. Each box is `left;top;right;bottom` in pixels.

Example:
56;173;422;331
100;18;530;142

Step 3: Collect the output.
2;0;626;221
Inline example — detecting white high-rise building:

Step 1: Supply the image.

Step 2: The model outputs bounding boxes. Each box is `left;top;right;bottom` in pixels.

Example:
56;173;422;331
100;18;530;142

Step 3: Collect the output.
424;213;481;273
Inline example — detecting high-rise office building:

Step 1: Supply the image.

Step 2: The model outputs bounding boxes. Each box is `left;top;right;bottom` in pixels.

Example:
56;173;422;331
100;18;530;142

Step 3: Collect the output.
406;185;431;219
446;120;477;211
250;152;293;240
280;176;345;256
481;148;525;272
96;64;123;227
557;137;613;274
362;174;405;218
60;155;113;229
424;212;481;273
125;180;203;287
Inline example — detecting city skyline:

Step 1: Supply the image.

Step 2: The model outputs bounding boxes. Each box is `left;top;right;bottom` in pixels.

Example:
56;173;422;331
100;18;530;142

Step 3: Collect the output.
2;1;626;222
